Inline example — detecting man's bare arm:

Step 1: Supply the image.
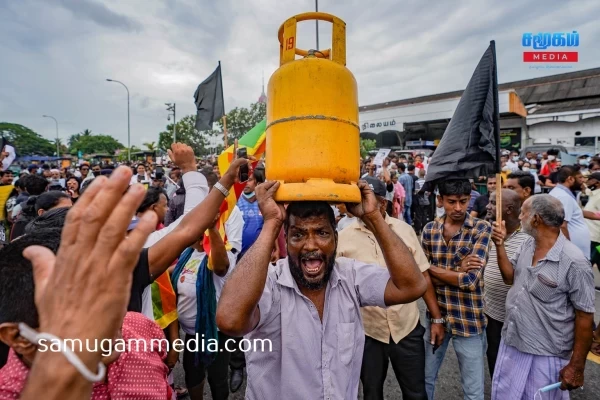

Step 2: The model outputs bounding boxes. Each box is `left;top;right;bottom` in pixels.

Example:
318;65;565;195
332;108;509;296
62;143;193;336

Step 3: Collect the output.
217;181;283;337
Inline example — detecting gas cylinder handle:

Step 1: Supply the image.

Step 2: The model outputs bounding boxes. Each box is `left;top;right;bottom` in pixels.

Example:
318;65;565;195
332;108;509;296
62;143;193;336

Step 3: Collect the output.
278;12;346;66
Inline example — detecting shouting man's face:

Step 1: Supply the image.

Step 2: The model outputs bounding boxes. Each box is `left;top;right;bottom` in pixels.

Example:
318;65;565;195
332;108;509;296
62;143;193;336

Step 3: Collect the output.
286;214;337;291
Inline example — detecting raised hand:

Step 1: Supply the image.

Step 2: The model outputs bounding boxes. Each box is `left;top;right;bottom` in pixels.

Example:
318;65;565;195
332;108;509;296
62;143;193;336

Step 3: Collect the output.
346;180;380;221
168;143;196;173
491;221;507;246
256;181;286;225
23;166;158;369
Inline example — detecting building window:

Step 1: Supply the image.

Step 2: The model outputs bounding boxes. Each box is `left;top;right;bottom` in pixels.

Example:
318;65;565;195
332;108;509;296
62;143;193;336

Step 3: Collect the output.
574;137;595;147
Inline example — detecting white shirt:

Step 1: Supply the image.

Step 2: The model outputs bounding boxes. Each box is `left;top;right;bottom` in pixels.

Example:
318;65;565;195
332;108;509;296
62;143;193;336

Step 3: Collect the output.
141;171;209;320
177;250;238;335
584;189;600;243
550;185;590;258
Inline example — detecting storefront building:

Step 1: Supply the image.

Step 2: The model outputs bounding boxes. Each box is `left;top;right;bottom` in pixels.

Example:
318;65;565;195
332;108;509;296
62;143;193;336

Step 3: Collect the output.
359;68;600;154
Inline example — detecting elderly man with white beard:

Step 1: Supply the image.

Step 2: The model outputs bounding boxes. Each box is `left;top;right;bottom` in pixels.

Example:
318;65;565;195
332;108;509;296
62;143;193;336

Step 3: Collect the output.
491;194;595;400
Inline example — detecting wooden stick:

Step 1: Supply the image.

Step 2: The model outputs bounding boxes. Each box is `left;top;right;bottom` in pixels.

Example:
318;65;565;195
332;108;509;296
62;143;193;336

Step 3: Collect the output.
496;173;502;224
223;116;228;148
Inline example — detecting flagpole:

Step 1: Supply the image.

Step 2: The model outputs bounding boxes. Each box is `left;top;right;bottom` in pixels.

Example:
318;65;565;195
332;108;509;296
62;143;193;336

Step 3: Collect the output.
490;40;502;224
223;115;228;148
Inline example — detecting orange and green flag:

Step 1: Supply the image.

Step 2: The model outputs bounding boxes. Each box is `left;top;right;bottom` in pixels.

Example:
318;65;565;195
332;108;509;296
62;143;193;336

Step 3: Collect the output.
203;119;266;268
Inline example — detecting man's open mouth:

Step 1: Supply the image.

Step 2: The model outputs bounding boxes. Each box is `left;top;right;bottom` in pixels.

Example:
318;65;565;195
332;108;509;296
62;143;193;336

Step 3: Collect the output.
301;256;324;276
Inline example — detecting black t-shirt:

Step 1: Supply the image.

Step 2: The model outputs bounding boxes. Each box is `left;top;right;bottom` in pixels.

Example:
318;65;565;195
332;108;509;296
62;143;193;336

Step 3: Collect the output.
472;193;490;217
128;248;152;313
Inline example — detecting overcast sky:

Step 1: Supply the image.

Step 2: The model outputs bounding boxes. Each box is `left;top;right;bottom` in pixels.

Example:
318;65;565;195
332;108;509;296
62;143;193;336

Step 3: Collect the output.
1;0;599;147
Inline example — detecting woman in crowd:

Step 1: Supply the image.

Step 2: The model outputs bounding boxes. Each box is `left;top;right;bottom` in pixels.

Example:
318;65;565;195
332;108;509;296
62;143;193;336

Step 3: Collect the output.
66;176;82;203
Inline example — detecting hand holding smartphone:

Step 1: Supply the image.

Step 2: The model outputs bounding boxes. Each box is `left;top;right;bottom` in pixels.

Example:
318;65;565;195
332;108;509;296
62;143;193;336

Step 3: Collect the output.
237;147;249;183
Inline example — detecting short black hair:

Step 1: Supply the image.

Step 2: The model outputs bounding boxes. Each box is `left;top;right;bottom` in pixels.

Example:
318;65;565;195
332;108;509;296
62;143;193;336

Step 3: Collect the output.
22;174;48;195
507;171;535;192
285;201;336;233
137;187;167;214
25;207;69;234
407;164;416;172
398;162;406;172
35;191;70;213
0;229;62;328
200;167;218;188
253;167;266;184
438;179;471;197
547;148;560;156
557;165;581;183
14;179;25;191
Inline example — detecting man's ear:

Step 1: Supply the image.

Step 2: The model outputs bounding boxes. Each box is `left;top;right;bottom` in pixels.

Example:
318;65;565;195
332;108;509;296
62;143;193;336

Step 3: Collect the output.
0;322;35;355
524;187;532;197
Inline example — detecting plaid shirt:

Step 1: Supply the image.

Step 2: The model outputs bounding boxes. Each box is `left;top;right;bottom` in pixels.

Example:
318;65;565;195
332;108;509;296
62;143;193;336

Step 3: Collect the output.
421;214;491;337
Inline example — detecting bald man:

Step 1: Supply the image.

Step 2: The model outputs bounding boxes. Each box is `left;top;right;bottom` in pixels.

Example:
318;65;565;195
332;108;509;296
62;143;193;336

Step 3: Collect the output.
463;190;528;379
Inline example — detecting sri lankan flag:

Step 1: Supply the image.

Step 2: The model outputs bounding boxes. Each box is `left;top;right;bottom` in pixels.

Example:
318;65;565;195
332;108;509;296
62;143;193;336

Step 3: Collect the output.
203;119;266;268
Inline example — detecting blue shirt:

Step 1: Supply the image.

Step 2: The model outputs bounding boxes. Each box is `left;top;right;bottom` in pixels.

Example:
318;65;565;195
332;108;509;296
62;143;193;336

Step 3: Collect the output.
549;185;590;258
399;173;413;206
238;196;264;255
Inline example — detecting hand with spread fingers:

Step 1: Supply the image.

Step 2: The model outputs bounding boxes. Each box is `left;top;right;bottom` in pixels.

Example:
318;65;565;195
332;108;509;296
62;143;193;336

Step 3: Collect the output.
22;166;158;375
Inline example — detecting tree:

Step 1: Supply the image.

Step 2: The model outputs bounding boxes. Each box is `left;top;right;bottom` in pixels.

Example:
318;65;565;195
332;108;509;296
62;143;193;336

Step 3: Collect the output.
143;141;156;151
54;138;68;155
68;133;124;155
68;129;93;147
214;102;266;141
116;146;142;162
360;138;377;158
158;115;209;155
0;122;56;155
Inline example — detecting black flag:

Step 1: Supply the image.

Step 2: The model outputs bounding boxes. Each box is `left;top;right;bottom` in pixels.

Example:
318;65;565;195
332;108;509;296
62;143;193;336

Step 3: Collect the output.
194;62;225;131
425;41;500;184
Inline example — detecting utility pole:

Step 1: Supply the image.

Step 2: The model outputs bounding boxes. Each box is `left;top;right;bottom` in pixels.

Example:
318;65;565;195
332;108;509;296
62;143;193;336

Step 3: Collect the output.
42;115;59;157
166;103;177;143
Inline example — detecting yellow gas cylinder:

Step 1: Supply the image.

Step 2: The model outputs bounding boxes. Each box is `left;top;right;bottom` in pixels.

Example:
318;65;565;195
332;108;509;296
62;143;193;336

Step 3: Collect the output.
266;12;361;202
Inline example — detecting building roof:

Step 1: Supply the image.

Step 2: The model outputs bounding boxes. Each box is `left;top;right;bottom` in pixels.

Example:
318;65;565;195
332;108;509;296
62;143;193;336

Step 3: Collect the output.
359;67;600;112
528;97;600;115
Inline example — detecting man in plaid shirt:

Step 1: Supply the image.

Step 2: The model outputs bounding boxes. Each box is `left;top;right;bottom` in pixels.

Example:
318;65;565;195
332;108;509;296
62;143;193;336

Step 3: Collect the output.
420;179;491;400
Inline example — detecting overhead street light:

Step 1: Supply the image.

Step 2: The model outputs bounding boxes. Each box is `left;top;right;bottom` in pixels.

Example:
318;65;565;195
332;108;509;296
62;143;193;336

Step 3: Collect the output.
42;115;60;158
106;78;131;161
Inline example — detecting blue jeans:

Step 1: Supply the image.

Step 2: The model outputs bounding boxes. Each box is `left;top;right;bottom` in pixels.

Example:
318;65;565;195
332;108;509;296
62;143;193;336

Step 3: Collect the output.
403;205;412;225
423;321;486;400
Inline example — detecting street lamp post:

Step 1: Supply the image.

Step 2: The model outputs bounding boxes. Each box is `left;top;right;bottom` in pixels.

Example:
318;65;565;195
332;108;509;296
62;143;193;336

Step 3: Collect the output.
166;103;176;143
106;79;131;162
42;115;60;157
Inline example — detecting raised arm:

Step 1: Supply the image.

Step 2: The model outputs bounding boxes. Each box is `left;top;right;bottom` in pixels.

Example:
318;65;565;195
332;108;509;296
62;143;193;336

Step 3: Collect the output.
148;153;247;279
208;216;230;277
217;181;284;337
347;181;426;305
491;221;515;285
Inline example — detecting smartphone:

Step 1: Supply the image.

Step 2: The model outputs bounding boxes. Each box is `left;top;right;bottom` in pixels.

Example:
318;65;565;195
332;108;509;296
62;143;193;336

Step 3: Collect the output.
237;147;249;183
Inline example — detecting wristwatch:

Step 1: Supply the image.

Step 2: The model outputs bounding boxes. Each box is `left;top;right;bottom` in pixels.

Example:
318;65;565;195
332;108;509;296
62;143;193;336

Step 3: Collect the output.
430;317;446;324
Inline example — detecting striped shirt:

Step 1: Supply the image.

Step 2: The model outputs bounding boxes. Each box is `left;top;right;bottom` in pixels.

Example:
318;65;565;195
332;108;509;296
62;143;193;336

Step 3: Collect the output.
244;257;391;400
503;233;596;358
421;214;491;336
483;228;530;322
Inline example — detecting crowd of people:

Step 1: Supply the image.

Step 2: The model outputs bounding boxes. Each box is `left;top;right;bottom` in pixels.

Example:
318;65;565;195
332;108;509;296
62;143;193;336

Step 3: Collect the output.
0;143;599;400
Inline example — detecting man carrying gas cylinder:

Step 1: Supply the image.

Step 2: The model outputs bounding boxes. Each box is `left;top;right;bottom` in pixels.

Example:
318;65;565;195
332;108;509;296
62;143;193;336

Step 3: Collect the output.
216;179;427;400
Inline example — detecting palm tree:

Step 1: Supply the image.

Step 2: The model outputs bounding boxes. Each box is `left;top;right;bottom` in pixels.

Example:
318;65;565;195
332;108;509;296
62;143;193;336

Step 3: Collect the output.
143;141;156;151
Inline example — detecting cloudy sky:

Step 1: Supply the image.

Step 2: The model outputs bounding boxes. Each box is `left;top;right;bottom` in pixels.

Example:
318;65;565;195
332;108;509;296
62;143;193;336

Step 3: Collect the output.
1;0;599;147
